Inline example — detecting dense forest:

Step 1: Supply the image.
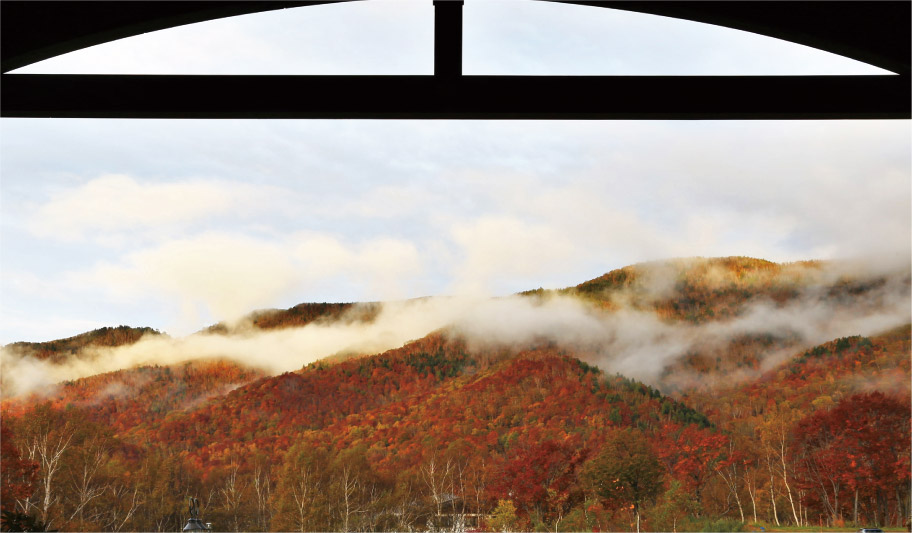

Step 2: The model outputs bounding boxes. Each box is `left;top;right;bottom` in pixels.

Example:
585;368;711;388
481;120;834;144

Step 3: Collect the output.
1;257;909;532
3;327;161;364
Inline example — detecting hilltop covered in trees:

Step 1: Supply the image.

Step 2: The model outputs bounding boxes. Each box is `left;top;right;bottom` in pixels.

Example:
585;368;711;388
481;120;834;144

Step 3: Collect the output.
2;257;909;532
3;326;160;363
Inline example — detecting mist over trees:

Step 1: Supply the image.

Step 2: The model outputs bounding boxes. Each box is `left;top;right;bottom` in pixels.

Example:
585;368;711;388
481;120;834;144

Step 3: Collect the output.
2;258;909;532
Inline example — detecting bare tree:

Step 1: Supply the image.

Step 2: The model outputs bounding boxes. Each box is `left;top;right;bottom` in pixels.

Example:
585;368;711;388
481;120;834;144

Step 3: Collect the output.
252;464;272;532
289;464;320;532
760;406;801;525
715;440;745;523
107;484;143;532
219;462;249;532
421;455;453;529
391;480;421;532
338;465;361;533
765;453;781;526
23;422;75;529
744;464;761;524
769;430;801;525
66;435;110;526
451;460;469;532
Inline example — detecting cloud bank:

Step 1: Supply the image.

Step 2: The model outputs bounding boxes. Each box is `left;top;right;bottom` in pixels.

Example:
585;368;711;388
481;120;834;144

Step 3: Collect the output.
2;119;908;345
4;261;908;398
28;174;277;243
67;231;424;328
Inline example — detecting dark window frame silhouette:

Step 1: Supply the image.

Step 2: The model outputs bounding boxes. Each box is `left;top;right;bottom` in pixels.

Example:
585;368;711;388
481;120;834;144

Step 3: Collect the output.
0;0;909;120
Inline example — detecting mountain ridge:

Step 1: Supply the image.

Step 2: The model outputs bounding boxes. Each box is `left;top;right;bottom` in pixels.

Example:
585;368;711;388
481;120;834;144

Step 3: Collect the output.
2;255;908;531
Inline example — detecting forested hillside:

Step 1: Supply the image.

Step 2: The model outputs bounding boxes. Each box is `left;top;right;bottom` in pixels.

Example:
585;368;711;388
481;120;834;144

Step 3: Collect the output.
566;256;909;392
568;257;900;325
2;360;267;434
3;326;160;363
679;325;911;530
2;257;908;532
206;302;381;334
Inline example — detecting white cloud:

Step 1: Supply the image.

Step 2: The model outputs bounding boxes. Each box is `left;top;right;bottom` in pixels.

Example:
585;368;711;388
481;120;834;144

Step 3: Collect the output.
449;216;576;293
0;296;474;396
317;185;439;219
28;174;276;242
291;232;426;300
70;232;425;329
0;313;109;349
4;260;908;397
2;119;908;345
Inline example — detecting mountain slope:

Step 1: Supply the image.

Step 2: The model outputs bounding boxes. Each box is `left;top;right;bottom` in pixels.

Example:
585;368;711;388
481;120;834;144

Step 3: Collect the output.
131;334;713;469
566;256;905;324
2;328;725;531
2;326;160;363
682;324;911;427
206;302;381;334
1;359;267;434
563;256;910;391
1;256;909;532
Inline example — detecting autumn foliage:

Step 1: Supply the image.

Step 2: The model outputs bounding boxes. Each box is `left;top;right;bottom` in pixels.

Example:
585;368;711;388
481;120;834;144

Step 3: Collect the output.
1;257;909;532
790;392;911;527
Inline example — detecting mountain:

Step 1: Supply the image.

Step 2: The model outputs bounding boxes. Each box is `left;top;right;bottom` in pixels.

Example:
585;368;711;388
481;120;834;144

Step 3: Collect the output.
563;256;910;392
205;302;382;334
1;256;908;532
2;332;721;532
2;325;161;363
566;256;900;323
685;324;911;423
1;359;267;435
675;325;910;528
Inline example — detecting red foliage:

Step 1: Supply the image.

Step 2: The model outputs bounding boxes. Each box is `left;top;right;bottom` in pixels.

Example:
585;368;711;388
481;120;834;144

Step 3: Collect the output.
0;423;37;513
487;435;589;518
654;422;728;498
790;392;911;522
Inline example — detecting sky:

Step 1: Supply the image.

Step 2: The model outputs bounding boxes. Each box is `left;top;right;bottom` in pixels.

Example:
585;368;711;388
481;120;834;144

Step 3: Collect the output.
1;0;909;344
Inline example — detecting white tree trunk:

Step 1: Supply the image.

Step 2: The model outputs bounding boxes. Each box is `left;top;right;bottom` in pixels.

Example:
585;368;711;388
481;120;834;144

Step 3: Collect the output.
26;426;75;529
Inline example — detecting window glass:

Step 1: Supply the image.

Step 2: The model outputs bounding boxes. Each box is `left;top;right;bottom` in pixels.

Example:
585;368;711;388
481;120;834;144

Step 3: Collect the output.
464;1;890;75
11;1;433;74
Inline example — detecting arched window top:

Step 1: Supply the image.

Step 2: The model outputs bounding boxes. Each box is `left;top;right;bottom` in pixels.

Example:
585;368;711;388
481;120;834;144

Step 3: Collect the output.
12;0;888;76
11;1;435;75
463;1;889;76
